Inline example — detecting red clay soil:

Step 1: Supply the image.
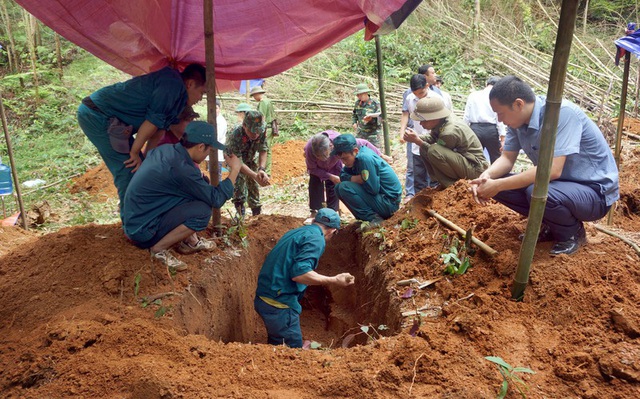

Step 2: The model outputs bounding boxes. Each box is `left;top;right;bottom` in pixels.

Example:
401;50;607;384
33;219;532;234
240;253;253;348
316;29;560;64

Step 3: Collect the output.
70;163;117;202
270;139;308;185
2;141;640;398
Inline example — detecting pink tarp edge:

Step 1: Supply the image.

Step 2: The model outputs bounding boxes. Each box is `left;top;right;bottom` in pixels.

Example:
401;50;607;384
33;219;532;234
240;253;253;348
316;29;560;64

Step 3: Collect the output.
15;0;410;92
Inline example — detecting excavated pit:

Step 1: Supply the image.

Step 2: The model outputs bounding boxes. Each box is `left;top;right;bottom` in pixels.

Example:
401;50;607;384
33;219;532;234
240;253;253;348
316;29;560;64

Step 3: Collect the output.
174;221;402;347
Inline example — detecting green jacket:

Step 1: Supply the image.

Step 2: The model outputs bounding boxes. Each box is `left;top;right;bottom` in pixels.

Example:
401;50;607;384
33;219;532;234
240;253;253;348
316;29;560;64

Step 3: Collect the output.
419;116;489;171
352;98;380;135
225;124;269;163
256;97;276;124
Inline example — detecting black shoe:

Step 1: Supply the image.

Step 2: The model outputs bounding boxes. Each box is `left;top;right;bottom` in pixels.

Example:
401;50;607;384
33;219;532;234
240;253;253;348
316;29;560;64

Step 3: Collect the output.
251;206;261;216
549;225;587;256
519;224;553;242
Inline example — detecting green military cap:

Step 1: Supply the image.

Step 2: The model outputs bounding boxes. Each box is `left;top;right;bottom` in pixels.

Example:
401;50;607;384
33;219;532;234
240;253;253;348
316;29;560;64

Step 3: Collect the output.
235;103;253;112
353;83;372;95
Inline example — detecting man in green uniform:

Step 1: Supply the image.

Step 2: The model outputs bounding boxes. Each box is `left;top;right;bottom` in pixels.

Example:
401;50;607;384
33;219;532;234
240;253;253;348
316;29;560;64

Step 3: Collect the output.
334;134;402;225
352;83;382;148
404;96;488;188
254;208;355;348
250;86;278;174
225;110;270;216
123;121;241;271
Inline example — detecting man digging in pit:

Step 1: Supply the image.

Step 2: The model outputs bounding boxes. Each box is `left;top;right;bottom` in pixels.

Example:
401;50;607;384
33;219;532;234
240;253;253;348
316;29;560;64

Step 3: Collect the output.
254;208;355;348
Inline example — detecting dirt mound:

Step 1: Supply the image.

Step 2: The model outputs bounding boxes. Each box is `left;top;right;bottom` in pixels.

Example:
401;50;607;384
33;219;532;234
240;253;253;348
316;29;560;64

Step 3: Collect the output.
69;140;308;199
2;139;640;398
271;139;308;185
69;163;117;201
0;226;37;257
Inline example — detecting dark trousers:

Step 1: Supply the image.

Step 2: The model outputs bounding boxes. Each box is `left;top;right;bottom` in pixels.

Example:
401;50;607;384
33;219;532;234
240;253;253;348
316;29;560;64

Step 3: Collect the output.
493;179;609;241
308;175;339;211
254;297;303;348
130;201;211;249
470;123;501;164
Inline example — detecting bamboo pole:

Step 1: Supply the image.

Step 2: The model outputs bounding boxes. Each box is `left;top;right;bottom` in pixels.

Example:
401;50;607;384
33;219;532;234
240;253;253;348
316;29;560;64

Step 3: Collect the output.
203;0;221;230
24;11;39;103
374;35;390;155
54;33;63;80
606;51;631;225
426;210;497;256
0;90;27;230
0;0;17;72
511;0;579;301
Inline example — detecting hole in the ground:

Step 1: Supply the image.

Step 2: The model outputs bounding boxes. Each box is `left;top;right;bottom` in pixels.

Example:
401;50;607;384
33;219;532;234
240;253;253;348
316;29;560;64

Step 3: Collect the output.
174;222;402;347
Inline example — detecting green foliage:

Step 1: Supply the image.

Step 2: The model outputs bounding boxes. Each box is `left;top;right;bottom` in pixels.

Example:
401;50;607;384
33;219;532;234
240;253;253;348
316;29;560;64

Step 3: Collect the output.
223;210;249;248
363;226;390;251
440;235;472;275
485;356;535;399
342;324;389;347
400;217;419;230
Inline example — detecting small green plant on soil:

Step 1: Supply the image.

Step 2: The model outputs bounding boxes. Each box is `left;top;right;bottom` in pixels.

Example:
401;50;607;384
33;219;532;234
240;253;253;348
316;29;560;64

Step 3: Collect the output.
140;297;172;318
485;356;535;399
440;226;477;275
341;324;389;347
440;234;472;275
400;217;419;230
133;273;142;298
363;226;390;251
224;210;249;248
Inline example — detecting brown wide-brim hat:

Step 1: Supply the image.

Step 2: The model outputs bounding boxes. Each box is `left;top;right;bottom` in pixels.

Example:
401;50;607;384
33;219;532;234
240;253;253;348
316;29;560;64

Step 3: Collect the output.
250;86;266;95
410;96;451;121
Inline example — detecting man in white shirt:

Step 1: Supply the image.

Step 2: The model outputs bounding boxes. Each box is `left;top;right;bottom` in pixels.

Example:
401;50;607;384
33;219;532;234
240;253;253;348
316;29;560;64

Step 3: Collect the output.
463;76;506;164
205;99;228;180
435;75;453;111
398;74;447;197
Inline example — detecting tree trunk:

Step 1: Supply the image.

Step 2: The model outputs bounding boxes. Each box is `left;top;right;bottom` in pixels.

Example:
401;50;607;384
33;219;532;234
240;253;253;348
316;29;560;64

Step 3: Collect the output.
23;10;39;102
582;0;589;35
473;0;480;47
54;33;63;79
634;63;639;118
0;0;17;72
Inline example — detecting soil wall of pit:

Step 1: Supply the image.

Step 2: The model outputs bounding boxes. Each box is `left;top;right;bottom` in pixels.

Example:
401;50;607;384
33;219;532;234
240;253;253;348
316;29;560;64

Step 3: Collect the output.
174;218;402;345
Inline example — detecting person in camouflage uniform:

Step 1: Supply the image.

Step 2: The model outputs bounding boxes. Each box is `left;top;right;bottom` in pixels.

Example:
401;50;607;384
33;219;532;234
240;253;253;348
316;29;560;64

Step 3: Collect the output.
352;83;382;148
251;86;278;174
225;110;270;216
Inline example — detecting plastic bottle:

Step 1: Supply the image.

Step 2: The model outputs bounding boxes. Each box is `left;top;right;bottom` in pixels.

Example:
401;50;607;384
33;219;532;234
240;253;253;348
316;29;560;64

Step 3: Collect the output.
0;156;13;195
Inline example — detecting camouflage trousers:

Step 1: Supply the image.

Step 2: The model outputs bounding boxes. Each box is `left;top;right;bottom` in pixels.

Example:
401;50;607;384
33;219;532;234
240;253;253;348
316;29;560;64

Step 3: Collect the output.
356;129;382;149
234;160;261;208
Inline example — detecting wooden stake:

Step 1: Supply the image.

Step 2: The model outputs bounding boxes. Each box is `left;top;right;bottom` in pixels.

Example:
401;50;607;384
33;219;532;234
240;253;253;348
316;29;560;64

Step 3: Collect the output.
203;0;221;231
0;90;27;230
593;224;640;256
426;209;497;256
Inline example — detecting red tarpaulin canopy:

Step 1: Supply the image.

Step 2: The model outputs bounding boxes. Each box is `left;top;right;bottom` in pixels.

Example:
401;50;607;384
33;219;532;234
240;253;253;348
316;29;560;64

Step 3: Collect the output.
15;0;414;91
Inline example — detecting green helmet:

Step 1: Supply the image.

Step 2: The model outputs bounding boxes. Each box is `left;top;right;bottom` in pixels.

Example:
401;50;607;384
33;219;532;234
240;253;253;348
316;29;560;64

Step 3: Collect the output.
353;83;372;95
235;103;253;112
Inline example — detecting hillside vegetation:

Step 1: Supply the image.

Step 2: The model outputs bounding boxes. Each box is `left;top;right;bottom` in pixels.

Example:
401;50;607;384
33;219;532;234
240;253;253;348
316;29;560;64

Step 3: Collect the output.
0;0;637;229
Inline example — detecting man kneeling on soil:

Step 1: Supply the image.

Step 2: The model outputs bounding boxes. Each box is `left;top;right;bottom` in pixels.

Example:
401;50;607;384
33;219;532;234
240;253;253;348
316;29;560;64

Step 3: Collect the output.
123;121;241;271
403;96;488;189
334;134;402;226
469;76;619;256
254;208;355;348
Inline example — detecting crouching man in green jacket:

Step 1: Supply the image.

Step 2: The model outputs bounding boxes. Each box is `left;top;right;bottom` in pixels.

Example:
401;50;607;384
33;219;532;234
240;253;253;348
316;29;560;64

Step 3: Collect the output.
123;121;241;271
